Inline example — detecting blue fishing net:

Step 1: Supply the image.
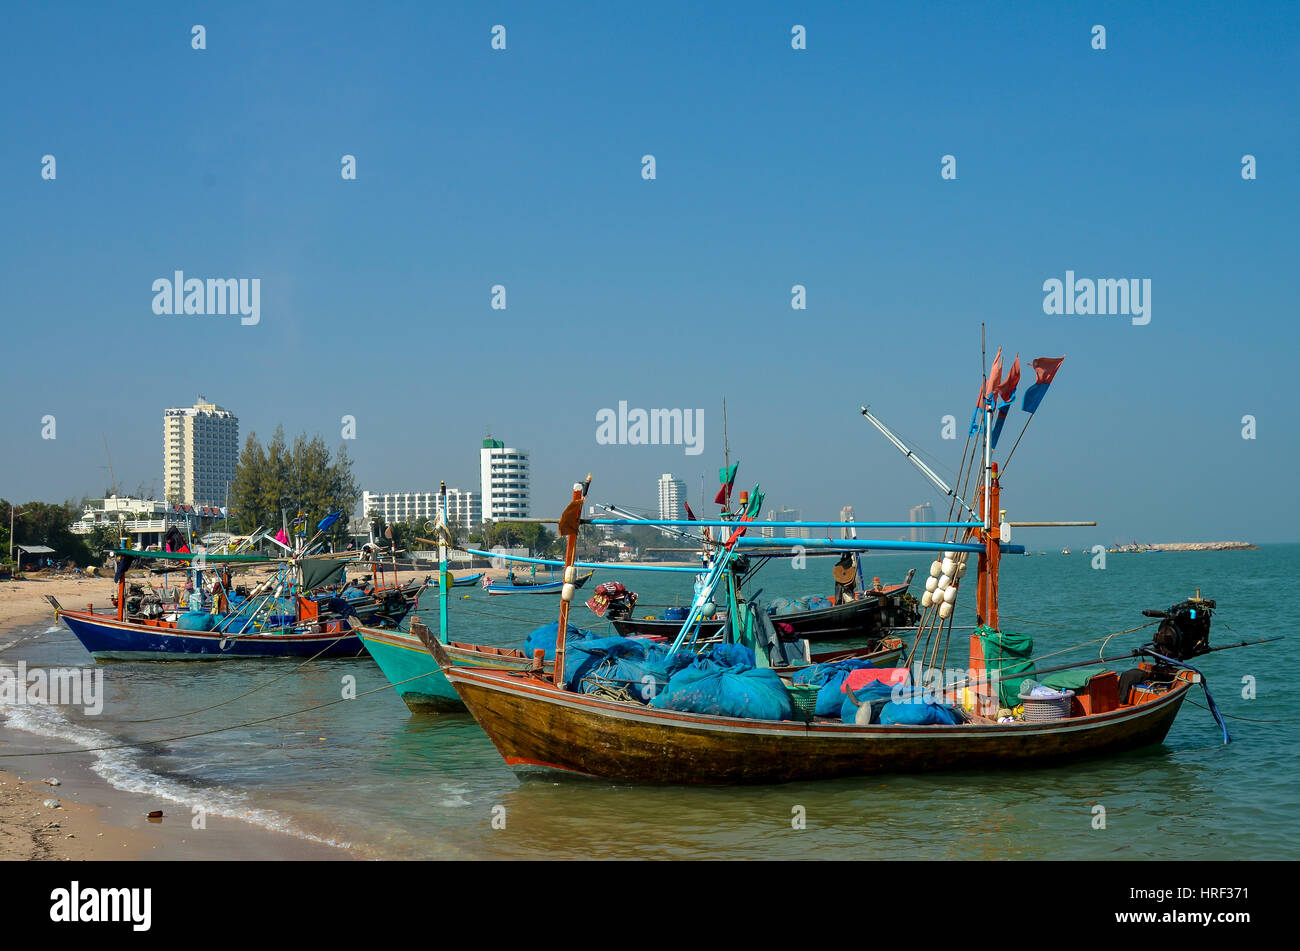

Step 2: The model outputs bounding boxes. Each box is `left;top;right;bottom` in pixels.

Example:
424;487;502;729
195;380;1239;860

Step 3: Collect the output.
650;664;794;720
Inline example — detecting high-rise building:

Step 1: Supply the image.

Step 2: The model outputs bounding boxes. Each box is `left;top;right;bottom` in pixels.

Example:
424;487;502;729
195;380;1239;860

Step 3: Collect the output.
163;397;239;508
761;510;776;538
840;505;856;539
361;489;480;532
909;502;935;543
773;506;804;539
657;473;687;522
479;436;530;522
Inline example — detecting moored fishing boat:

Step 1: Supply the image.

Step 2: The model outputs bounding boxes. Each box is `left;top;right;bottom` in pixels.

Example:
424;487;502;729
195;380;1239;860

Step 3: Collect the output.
430;347;1259;784
483;570;594;596
49;544;421;660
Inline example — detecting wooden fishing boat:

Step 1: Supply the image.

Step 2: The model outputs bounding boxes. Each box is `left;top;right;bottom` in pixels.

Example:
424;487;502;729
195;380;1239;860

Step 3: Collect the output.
428;350;1250;784
438;651;1198;783
484;570;594;596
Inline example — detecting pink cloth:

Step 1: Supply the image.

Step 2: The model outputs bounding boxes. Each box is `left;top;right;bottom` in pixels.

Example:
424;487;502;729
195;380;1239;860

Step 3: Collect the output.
842;667;910;693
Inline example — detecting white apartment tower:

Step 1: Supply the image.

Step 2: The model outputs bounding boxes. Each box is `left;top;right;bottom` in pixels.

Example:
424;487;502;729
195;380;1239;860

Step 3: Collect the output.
361;489;481;533
657;473;687;522
479;437;530;522
163;397;239;508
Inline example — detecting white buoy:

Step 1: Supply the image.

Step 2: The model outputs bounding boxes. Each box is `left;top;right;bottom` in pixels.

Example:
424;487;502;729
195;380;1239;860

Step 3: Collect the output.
941;558;955;576
921;590;933;608
702;600;716;617
929;560;942;578
954;561;967;579
943;586;957;604
561;583;575;602
938;601;953;619
937;574;951;589
563;566;577;583
925;576;938;593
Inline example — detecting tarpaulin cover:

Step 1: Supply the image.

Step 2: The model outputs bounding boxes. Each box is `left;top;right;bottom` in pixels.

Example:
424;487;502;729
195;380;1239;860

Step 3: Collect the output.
794;659;878;716
878;697;963;725
978;626;1036;707
842;667;910;694
1041;667;1105;691
523;621;592;661
651;664;794;721
840;680;899;723
301;556;349;591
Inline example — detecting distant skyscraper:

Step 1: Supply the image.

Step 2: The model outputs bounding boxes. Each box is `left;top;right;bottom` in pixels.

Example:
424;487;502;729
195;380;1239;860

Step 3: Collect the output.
774;506;804;539
479;436;530;521
840;505;856;539
761;509;776;538
657;473;687;521
909;502;935;543
163;397;238;508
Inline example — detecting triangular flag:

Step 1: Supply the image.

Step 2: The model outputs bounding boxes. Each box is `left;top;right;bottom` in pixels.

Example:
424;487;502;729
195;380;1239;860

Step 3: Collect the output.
1021;356;1066;414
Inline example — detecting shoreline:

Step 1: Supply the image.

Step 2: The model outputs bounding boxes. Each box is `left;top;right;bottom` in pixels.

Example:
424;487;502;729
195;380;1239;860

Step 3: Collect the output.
1;576;361;861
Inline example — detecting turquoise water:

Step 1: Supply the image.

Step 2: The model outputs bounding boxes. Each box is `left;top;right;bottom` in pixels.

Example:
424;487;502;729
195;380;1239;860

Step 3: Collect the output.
3;546;1297;859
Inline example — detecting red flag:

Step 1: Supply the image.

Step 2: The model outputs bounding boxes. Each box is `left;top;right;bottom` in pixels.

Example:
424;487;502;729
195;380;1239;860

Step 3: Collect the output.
683;502;697;522
985;348;1003;402
1031;356;1064;385
997;355;1021;403
977;348;1003;406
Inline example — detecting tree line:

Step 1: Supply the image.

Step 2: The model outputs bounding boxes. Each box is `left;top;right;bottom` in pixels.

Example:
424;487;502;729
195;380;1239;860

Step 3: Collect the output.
228;427;360;542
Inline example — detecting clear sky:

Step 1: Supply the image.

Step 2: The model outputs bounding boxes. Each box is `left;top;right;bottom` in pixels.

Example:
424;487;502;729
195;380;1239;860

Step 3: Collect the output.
2;1;1296;545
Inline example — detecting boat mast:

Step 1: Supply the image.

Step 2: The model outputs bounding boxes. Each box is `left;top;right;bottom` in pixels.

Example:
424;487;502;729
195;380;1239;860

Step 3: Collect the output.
552;477;590;688
438;480;449;645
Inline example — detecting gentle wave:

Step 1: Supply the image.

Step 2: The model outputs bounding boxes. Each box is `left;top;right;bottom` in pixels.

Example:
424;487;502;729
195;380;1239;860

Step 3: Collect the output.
0;700;353;851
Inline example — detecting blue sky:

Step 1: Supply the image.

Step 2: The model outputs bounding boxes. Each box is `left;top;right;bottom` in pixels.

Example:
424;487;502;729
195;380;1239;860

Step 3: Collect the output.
2;1;1296;544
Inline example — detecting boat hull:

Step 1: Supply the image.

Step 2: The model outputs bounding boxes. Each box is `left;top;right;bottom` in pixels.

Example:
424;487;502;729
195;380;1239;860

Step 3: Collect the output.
485;571;594;596
358;627;537;712
610;617;726;638
444;665;1192;785
59;610;365;660
767;585;918;643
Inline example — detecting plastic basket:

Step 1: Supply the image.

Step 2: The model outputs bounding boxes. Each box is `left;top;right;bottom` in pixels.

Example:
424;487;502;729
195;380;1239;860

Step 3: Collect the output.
787;685;820;722
1018;687;1075;722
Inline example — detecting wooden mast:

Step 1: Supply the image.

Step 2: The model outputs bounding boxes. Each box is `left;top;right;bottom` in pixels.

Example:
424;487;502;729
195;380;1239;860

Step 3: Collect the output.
438;480;449;645
552;476;590;688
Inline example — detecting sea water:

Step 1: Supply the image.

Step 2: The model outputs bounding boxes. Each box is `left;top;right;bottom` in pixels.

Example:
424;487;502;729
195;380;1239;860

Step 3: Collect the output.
2;546;1296;859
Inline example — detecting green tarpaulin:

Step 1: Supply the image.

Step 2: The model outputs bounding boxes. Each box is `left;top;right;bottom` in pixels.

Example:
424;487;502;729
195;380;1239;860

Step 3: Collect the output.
978;626;1036;708
300;556;348;591
1041;667;1106;691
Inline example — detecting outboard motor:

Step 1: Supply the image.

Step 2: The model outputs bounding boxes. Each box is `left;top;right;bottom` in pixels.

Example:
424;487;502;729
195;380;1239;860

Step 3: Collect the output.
1142;591;1214;661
